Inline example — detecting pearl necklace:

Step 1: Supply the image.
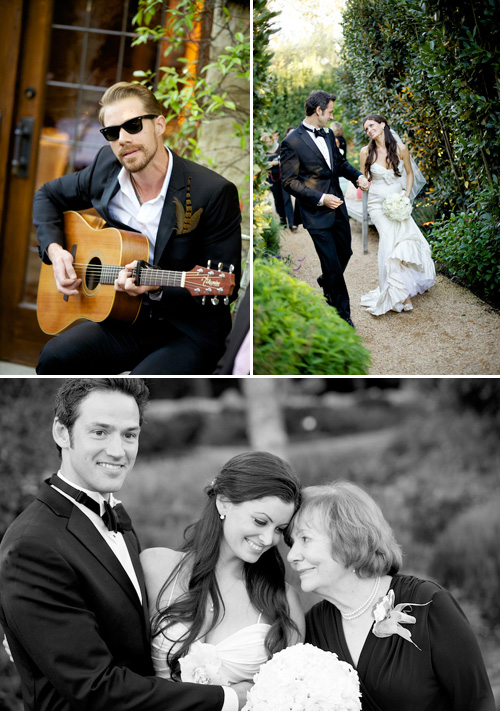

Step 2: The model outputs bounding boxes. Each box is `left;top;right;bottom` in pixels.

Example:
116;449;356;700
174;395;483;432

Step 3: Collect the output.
341;576;381;620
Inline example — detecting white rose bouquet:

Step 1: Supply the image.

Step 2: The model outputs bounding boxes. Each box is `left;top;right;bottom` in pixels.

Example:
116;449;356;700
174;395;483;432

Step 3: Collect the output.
382;193;412;221
243;643;361;711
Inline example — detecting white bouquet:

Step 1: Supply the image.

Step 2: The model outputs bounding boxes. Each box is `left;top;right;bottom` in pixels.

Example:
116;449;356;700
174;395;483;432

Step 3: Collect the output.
382;193;412;221
243;643;361;711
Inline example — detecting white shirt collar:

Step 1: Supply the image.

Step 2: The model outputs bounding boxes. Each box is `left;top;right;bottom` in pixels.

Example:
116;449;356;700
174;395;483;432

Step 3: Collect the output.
117;146;172;205
56;470;119;511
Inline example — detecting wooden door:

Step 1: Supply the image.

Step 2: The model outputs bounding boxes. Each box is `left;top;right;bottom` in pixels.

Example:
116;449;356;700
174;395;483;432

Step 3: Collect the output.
0;0;160;367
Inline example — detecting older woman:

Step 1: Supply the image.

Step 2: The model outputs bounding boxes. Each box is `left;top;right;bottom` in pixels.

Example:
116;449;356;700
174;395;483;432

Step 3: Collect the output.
287;481;495;711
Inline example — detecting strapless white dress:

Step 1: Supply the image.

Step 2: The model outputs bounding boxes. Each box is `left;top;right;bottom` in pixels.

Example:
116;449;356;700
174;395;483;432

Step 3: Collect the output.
152;620;271;683
360;161;436;315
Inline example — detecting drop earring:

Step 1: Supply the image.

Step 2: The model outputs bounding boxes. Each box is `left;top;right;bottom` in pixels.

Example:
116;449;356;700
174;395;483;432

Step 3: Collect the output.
220;514;226;520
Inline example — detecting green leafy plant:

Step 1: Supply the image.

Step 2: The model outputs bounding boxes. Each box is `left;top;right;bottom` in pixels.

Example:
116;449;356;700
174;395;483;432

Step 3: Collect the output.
132;0;250;162
253;258;371;375
428;186;500;301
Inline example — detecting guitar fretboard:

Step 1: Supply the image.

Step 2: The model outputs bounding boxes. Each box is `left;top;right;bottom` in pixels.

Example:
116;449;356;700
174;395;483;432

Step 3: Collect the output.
96;266;185;288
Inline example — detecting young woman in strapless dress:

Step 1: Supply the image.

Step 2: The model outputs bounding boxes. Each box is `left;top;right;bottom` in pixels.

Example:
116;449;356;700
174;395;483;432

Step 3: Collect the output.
140;451;304;697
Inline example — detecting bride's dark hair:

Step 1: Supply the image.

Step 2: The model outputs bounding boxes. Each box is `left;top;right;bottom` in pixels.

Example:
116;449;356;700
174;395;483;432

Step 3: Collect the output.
151;451;302;679
362;114;402;180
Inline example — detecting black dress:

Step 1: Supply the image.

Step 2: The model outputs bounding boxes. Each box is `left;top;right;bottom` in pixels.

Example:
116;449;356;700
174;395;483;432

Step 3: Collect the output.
305;574;495;711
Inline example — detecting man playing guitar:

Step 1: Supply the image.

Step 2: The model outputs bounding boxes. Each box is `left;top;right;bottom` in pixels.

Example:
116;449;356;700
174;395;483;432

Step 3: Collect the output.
34;82;242;375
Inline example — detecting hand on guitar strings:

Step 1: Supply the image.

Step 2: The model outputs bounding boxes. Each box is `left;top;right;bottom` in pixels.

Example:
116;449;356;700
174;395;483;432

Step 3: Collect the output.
47;243;82;296
114;260;158;297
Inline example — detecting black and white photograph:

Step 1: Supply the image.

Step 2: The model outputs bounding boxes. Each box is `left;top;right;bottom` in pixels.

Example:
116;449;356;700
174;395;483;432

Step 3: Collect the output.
0;377;498;709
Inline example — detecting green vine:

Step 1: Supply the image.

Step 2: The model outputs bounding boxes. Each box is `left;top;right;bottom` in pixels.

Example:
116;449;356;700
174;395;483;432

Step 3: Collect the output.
131;0;250;162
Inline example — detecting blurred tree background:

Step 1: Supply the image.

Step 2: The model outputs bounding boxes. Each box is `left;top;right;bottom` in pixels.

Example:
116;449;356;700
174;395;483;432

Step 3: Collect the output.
0;377;499;708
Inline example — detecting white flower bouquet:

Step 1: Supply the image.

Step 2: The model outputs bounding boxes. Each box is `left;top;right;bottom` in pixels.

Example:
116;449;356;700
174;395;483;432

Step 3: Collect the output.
243;643;361;711
382;193;412;221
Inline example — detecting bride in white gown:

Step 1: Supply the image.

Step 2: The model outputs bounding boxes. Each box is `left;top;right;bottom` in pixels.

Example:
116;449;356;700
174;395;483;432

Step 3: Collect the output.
140;452;304;697
359;114;435;315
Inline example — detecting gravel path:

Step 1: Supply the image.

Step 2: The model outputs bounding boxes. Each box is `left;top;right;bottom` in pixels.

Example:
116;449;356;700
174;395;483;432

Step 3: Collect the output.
279;220;500;375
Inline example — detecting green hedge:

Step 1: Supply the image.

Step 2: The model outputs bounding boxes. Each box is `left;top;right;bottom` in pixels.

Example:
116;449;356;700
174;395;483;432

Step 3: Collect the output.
340;0;500;299
253;258;371;374
428;187;500;300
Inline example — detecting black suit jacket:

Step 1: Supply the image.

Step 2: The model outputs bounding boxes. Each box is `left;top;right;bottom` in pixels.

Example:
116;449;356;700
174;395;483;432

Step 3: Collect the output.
280;124;361;230
33;146;242;351
0;480;224;711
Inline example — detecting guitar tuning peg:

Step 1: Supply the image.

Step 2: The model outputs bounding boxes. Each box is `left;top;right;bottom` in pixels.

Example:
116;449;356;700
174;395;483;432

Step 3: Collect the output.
228;264;234;273
201;296;206;305
211;296;219;306
206;260;211;268
224;296;229;305
218;262;223;270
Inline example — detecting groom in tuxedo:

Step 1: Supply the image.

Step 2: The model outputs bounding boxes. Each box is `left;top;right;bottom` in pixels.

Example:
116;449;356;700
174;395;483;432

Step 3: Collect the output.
281;90;370;326
0;378;247;710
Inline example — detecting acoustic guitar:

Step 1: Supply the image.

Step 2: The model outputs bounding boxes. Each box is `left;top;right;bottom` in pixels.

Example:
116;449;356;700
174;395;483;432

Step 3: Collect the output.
37;210;235;335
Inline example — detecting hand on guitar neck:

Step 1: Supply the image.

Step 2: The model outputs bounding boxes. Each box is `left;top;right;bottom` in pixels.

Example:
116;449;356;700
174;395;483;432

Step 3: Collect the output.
114;260;160;297
47;243;82;296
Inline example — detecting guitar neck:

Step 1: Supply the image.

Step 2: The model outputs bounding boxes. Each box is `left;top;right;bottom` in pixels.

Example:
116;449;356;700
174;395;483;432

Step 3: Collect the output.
99;266;185;288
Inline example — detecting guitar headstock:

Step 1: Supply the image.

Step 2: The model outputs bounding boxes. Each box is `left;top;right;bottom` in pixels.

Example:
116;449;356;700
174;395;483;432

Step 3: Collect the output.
186;261;236;305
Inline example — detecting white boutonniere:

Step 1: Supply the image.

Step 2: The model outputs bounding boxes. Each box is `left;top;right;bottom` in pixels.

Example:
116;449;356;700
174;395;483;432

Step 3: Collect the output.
174;176;203;234
372;589;431;650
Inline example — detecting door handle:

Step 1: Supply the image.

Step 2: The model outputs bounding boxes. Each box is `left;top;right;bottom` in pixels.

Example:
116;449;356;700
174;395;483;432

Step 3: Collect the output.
11;117;35;178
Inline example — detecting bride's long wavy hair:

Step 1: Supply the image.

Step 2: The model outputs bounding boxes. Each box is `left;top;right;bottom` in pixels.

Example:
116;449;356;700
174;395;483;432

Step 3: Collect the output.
362;114;402;180
151;451;302;679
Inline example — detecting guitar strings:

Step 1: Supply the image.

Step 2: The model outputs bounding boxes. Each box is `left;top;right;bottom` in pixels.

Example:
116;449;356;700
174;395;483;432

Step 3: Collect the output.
69;264;231;290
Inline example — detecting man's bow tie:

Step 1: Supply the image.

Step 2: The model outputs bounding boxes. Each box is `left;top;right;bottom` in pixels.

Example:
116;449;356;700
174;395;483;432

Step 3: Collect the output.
304;126;327;138
50;474;132;533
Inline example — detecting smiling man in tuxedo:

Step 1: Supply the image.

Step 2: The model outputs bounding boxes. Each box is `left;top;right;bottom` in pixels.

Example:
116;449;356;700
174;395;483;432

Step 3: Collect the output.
280;90;370;327
0;378;248;710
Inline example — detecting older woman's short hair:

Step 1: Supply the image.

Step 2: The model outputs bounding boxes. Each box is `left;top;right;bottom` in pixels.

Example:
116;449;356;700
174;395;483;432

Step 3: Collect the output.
293;481;402;578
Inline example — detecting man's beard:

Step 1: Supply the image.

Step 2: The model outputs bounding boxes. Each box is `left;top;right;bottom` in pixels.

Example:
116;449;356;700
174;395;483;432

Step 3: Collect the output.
118;142;157;173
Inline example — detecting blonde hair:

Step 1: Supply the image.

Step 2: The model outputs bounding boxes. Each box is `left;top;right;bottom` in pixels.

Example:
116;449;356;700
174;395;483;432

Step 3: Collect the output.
330;121;344;137
98;82;163;124
293;481;402;578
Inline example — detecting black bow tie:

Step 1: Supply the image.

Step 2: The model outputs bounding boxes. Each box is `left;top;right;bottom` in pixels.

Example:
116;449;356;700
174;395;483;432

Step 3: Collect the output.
50;474;132;533
304;126;327;138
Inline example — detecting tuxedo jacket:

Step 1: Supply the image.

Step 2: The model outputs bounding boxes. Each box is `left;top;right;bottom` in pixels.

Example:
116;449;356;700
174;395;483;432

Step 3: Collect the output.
33;146;242;351
0;480;224;711
280;124;362;231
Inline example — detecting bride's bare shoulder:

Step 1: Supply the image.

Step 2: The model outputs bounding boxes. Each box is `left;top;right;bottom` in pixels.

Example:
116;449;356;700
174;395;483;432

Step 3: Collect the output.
140;548;184;601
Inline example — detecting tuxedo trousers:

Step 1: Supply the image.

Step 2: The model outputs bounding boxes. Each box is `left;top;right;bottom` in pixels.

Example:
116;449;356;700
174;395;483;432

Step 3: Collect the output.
307;209;353;320
36;310;221;375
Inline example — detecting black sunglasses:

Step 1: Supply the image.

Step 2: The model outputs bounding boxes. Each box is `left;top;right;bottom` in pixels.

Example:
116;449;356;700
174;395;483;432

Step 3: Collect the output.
100;114;159;142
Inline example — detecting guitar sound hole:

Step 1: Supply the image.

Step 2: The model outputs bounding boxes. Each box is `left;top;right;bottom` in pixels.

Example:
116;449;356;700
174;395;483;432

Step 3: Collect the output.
85;257;102;291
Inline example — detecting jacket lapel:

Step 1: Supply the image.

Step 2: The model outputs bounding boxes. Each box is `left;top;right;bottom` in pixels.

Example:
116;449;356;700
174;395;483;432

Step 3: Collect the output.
154;151;187;262
299;124;331;169
123;530;152;642
39;481;145;616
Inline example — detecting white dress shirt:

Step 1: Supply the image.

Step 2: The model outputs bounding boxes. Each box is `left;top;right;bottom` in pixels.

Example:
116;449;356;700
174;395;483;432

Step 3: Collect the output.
108;146;173;264
52;471;142;603
302;121;331;169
